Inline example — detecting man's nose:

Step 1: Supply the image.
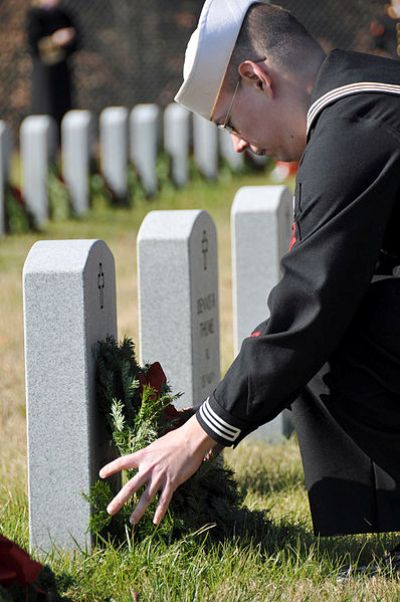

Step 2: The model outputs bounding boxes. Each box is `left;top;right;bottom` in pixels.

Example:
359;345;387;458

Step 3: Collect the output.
230;134;248;153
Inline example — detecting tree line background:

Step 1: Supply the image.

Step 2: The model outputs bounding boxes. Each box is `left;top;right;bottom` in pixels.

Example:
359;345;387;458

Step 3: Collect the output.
0;0;391;133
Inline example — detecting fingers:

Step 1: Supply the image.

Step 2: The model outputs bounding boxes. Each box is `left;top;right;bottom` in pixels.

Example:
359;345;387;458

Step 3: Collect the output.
98;425;203;525
130;476;163;525
106;470;148;516
153;487;173;525
99;452;140;479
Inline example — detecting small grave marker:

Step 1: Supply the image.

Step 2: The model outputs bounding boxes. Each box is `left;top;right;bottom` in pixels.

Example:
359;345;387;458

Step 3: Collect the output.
100;107;129;202
130;104;160;196
20;116;57;226
231;185;293;441
164;103;190;187
62;110;94;215
137;210;220;407
193;114;218;180
24;239;118;553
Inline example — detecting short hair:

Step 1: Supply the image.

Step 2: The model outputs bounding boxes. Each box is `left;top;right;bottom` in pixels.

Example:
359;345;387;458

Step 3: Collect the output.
226;3;322;88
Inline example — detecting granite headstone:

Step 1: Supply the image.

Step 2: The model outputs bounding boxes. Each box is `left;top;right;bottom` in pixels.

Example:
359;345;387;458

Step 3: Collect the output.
61;110;94;215
20;116;57;226
231;185;293;441
164;103;190;187
137;210;220;407
100;107;129;202
24;239;118;553
193;114;218;180
130;104;160;196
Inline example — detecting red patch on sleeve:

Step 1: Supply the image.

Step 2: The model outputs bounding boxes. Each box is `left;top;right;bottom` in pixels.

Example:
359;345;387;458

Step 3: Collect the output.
251;331;261;337
289;222;297;251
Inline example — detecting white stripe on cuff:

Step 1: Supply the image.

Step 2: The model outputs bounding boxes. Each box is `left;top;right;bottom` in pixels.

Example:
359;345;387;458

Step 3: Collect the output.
199;397;241;442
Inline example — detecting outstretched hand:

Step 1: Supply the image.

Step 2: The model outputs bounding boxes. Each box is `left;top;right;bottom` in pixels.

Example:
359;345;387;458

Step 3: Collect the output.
99;415;218;525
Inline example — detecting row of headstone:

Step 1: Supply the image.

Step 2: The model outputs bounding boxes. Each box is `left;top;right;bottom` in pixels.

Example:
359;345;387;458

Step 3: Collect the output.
0;104;254;235
23;185;291;554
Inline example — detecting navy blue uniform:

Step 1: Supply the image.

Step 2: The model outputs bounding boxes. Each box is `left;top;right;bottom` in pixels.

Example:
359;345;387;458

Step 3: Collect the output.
197;50;400;535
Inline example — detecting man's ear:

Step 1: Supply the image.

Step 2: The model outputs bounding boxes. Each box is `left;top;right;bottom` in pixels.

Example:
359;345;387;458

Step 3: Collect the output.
238;60;273;95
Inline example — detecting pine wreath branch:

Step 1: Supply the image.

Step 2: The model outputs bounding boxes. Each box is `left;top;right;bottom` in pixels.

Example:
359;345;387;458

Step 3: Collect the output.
89;336;269;544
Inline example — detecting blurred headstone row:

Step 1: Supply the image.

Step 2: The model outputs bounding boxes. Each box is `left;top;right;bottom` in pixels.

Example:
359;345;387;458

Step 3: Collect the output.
0;104;268;237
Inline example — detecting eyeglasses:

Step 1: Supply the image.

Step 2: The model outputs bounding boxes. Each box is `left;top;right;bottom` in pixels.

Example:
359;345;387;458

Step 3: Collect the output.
217;57;266;136
218;78;241;136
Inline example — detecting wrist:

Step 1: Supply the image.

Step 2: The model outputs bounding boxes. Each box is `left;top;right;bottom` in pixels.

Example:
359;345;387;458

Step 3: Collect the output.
181;414;219;456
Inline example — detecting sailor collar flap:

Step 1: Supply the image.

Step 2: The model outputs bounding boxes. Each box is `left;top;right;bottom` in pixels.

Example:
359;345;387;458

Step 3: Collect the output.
307;81;400;136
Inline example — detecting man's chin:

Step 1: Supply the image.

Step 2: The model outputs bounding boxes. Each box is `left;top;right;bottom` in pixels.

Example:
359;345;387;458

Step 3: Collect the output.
250;148;300;162
248;147;267;158
278;152;303;163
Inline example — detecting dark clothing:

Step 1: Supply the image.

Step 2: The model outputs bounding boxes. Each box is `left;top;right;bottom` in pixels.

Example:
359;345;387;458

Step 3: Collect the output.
293;277;400;536
26;6;79;128
196;50;400;535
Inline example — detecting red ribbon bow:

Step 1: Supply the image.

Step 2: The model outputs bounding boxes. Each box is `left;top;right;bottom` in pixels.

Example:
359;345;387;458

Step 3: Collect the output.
137;362;187;429
137;362;167;397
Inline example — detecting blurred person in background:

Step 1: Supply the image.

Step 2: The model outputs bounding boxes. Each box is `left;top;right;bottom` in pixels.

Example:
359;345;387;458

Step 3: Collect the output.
26;0;80;134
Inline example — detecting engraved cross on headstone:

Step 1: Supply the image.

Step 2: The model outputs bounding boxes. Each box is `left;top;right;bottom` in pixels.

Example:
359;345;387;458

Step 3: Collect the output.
97;262;105;309
201;230;208;271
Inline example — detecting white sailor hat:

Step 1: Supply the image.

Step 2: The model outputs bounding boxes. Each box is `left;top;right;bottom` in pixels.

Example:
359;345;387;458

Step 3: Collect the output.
174;0;258;120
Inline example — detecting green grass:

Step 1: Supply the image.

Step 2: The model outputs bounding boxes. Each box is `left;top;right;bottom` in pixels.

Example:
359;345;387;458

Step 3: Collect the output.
2;444;400;601
1;169;400;600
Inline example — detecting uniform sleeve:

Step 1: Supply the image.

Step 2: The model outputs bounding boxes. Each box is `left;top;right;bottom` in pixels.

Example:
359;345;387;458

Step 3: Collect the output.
196;111;400;445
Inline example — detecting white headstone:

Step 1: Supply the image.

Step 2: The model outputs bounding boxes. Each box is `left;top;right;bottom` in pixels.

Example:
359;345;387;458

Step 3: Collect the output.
130;104;160;196
0;122;12;237
193;114;218;180
231;185;293;441
138;210;220;407
20;116;57;227
164;103;190;187
219;129;244;171
24;239;118;553
100;107;129;202
62;110;94;215
0;120;13;174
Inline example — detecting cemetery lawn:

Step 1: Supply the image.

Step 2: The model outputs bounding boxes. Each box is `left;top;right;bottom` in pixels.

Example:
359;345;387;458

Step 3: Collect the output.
1;171;400;601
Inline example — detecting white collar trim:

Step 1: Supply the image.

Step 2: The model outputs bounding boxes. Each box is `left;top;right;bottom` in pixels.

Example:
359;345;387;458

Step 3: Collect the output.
307;81;400;135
